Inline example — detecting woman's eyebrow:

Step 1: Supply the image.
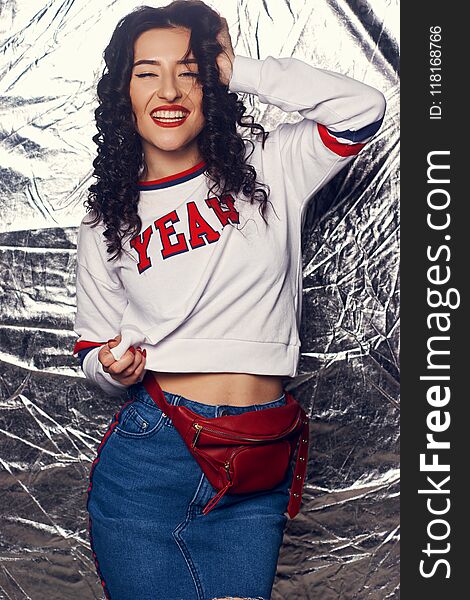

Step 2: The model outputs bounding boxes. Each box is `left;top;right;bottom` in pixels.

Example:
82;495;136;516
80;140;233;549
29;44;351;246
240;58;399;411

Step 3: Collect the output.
133;58;198;67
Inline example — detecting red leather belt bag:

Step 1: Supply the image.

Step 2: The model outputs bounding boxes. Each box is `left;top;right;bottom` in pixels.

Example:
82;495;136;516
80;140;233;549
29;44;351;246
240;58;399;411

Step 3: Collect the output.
142;372;310;518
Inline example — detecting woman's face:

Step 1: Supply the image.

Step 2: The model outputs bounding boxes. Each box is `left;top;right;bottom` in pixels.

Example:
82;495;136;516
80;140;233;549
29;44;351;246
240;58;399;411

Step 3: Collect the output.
129;27;205;158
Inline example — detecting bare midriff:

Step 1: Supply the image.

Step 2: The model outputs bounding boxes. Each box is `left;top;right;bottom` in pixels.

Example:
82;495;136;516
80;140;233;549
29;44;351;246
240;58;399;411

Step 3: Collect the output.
150;371;285;406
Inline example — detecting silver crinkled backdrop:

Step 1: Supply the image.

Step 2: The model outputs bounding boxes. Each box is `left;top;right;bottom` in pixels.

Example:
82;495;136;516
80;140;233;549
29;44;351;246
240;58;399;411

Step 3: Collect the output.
0;0;399;598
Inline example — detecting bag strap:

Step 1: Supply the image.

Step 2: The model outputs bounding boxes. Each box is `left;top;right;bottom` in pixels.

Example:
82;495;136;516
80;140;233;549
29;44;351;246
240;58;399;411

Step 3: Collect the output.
286;408;310;519
142;371;176;417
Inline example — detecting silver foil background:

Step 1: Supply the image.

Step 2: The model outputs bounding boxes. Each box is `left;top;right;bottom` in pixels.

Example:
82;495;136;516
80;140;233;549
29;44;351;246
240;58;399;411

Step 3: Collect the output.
0;1;399;598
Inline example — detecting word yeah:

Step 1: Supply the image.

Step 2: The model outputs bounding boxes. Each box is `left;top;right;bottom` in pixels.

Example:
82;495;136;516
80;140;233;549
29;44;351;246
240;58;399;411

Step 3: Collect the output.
130;195;239;273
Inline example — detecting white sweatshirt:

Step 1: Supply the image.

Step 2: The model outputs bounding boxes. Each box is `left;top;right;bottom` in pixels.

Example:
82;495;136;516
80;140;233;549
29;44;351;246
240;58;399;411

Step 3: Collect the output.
72;54;386;396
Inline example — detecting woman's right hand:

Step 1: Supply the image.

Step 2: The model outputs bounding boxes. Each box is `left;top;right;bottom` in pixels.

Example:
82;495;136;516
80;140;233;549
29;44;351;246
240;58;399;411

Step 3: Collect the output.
98;334;147;385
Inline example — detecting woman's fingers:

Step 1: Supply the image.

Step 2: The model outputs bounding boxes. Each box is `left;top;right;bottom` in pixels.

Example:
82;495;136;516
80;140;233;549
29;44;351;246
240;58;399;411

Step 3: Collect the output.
108;347;146;385
133;349;147;383
99;343;121;369
97;334;146;384
98;334;122;367
107;347;137;374
118;347;145;377
112;349;146;385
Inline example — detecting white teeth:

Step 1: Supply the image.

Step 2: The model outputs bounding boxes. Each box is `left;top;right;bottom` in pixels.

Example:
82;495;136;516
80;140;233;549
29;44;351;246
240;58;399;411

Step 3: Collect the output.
151;110;188;119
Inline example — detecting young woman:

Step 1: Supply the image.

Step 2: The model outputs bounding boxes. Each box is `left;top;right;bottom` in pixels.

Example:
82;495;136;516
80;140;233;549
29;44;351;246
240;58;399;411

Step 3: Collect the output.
72;1;386;598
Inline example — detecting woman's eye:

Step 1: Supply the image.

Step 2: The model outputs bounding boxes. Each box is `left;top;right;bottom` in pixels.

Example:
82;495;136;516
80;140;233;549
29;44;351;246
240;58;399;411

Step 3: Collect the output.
135;72;199;79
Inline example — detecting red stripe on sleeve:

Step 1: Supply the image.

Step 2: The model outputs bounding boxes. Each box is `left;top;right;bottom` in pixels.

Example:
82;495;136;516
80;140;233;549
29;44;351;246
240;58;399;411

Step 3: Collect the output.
73;340;105;355
317;123;367;157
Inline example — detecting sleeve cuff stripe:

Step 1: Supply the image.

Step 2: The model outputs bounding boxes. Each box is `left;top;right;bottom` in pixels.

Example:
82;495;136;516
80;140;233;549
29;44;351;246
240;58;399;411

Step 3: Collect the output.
73;340;106;355
317;123;367;157
325;115;384;142
77;347;97;369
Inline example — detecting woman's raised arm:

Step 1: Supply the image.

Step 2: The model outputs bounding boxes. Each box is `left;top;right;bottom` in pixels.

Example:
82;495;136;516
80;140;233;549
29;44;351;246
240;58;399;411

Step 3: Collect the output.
227;52;386;210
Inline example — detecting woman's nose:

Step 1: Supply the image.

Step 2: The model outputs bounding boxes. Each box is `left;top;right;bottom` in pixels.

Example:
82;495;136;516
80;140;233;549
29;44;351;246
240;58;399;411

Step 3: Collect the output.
157;73;182;101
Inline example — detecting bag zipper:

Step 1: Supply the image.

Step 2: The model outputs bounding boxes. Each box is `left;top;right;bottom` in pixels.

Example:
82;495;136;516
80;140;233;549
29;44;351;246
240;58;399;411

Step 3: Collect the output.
224;460;232;482
202;443;286;515
191;414;302;448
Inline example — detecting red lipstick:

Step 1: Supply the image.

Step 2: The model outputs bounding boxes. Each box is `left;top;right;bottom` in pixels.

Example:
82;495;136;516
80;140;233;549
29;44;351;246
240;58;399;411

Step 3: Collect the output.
150;104;190;128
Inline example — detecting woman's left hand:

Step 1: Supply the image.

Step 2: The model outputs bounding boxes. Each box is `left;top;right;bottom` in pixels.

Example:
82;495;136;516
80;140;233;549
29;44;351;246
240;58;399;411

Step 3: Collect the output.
216;16;235;86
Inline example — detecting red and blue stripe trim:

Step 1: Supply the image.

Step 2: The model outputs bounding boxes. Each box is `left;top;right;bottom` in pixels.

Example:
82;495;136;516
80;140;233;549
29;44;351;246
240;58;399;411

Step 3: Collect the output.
317;123;367;157
86;398;135;599
88;513;111;599
325;115;385;143
73;340;106;370
138;160;207;190
73;340;105;355
317;114;384;157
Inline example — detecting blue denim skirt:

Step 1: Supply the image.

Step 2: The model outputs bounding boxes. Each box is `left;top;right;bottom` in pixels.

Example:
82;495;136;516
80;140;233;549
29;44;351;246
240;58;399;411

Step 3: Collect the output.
86;382;295;600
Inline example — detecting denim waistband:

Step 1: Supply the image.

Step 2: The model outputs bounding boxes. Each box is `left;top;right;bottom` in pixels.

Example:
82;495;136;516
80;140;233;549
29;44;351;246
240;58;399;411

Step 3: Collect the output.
128;382;286;419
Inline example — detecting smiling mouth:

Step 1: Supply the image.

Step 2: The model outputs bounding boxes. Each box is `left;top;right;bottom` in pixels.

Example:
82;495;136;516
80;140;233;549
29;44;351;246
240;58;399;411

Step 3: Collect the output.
150;110;189;127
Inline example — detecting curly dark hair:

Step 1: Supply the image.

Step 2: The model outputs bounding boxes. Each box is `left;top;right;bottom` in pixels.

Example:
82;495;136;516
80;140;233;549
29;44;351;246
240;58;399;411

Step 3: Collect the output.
83;0;272;261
